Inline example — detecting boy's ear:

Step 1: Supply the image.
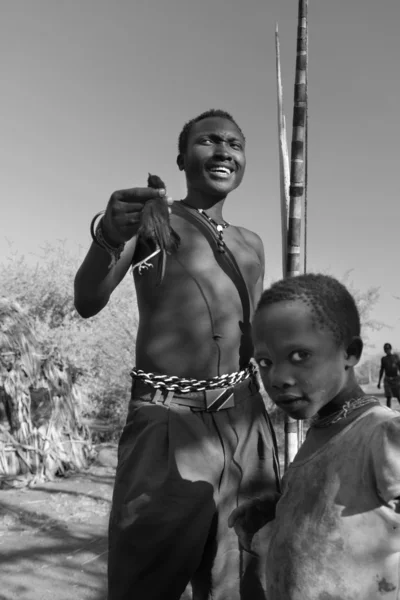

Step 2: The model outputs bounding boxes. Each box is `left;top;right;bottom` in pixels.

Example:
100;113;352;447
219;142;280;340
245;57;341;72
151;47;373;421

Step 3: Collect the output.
345;336;363;367
176;154;184;171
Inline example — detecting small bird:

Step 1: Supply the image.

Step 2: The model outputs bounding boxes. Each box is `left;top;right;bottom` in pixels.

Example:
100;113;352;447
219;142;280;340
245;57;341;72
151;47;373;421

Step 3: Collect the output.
137;173;180;285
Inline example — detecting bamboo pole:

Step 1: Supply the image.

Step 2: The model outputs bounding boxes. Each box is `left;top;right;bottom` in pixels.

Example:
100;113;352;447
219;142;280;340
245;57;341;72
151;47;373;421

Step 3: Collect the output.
287;0;308;278
276;26;299;468
276;0;308;469
275;25;290;276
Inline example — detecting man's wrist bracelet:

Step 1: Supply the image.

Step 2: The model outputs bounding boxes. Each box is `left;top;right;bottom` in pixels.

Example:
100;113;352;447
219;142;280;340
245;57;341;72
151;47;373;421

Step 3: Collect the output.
90;211;125;269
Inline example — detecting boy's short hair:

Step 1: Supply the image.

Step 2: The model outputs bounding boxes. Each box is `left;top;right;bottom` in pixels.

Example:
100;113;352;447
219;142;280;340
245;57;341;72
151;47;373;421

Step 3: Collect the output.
256;273;361;346
178;109;245;155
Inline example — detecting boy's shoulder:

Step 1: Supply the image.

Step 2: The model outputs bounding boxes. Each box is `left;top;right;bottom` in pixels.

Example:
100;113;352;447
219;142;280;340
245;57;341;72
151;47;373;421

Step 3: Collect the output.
358;404;400;449
358;401;398;425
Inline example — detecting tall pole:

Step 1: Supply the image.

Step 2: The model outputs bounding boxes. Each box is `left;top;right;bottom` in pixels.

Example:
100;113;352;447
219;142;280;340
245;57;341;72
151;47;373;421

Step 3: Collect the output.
287;0;308;278
276;25;290;277
276;0;308;469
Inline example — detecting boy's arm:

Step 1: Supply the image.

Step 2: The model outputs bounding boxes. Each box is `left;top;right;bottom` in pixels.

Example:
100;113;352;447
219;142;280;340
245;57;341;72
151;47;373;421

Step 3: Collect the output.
373;417;400;511
228;491;281;551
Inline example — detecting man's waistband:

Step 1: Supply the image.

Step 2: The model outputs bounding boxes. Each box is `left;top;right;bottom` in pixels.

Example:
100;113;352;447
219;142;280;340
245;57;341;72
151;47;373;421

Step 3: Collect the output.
130;364;255;393
130;366;259;412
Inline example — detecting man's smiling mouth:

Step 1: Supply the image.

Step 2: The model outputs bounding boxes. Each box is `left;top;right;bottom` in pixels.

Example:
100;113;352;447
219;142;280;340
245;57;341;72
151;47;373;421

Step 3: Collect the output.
207;164;234;178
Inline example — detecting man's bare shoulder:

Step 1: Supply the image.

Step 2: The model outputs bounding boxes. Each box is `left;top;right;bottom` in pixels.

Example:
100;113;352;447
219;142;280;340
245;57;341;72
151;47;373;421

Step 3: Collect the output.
234;225;263;245
234;226;264;259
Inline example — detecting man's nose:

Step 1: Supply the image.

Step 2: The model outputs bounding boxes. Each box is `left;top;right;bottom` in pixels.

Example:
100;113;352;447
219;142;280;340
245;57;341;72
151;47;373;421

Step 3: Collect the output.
214;144;232;159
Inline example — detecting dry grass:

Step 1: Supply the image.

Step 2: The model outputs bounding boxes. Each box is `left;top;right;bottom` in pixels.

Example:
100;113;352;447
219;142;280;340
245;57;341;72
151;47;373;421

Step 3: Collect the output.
0;299;93;486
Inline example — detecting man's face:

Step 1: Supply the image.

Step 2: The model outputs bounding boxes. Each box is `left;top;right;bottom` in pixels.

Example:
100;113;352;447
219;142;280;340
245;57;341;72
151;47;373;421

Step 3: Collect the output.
178;117;246;197
384;344;392;355
253;300;356;420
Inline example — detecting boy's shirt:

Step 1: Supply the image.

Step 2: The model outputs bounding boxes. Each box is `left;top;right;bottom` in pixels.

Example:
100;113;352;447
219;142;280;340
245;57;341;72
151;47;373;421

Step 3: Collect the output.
265;405;400;600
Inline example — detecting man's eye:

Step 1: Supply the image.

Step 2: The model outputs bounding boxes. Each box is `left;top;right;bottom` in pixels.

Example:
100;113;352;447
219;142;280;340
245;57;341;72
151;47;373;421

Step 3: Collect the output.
231;142;242;150
291;351;310;363
258;358;272;368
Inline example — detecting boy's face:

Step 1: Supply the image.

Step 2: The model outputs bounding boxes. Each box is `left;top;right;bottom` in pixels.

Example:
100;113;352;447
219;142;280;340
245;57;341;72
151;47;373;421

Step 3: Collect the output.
253;300;357;420
177;117;246;197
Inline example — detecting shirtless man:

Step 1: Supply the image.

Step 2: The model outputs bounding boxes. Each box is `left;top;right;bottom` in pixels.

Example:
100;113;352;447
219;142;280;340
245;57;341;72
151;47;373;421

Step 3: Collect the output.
378;342;400;408
74;109;280;600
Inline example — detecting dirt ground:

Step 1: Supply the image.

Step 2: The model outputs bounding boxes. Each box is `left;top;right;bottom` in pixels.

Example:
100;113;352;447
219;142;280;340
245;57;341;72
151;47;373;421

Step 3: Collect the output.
0;386;395;600
0;445;117;600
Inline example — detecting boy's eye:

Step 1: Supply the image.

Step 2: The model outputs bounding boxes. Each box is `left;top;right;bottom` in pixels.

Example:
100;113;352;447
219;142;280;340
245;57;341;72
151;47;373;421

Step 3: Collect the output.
257;358;272;368
291;350;310;363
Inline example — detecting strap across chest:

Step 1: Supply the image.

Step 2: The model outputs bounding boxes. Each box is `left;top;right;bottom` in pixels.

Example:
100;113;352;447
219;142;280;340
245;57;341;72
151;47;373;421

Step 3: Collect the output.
172;202;251;328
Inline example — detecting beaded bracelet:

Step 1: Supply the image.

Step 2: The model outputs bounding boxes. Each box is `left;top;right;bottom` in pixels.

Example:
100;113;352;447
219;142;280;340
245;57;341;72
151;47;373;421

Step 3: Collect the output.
90;211;125;269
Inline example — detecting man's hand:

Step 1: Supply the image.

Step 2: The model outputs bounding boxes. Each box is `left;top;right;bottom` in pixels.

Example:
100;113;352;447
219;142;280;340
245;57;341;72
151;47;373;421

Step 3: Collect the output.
102;187;173;246
228;492;280;552
377;383;381;389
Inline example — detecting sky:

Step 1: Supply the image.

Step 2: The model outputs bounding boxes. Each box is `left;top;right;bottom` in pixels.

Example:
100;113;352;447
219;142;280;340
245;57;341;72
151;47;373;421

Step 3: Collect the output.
1;0;400;361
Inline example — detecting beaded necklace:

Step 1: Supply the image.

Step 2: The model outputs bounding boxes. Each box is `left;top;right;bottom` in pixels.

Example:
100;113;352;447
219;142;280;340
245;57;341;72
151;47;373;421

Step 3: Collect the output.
311;395;380;428
180;201;230;253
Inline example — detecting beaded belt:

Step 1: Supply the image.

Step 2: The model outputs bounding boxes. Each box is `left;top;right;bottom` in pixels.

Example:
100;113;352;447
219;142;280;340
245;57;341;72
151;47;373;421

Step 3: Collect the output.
130;365;257;411
130;364;255;394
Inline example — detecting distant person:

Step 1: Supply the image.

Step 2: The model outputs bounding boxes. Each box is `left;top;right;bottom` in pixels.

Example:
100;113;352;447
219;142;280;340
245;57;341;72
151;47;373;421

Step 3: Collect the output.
378;343;400;408
229;273;400;600
74;109;280;600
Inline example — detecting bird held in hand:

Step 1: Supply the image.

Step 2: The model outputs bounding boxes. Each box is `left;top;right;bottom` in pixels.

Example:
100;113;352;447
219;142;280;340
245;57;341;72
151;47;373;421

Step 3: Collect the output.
137;173;180;285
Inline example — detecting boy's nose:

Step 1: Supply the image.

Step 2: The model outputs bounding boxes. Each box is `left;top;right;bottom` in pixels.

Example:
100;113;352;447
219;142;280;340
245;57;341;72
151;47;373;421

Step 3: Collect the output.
269;366;296;390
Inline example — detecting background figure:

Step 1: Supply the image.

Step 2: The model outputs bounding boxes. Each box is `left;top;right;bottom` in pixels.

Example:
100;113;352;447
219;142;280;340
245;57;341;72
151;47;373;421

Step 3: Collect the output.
74;109;280;600
378;343;400;408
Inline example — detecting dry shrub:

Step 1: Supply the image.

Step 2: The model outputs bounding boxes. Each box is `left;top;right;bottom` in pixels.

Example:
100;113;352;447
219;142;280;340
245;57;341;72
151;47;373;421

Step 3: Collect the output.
0;298;93;486
0;242;139;437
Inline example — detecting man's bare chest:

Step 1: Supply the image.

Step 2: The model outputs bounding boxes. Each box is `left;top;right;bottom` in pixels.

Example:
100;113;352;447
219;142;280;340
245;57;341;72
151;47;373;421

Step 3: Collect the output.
170;215;261;291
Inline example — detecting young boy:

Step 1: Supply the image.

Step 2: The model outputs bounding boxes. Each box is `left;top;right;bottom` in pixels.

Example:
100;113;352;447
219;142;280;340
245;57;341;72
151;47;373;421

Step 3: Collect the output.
229;273;400;600
378;343;400;408
74;109;280;600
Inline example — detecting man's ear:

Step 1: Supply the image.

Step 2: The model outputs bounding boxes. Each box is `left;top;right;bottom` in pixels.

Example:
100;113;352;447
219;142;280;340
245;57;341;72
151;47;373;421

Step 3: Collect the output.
345;336;363;368
176;154;184;171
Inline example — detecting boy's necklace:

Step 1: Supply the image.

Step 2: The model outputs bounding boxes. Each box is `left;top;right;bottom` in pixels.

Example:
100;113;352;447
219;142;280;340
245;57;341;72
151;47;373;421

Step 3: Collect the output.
180;201;230;252
311;395;380;428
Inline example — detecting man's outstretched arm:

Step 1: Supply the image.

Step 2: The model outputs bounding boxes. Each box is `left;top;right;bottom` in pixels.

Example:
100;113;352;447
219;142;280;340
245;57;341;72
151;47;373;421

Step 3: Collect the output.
74;185;171;318
74;238;137;318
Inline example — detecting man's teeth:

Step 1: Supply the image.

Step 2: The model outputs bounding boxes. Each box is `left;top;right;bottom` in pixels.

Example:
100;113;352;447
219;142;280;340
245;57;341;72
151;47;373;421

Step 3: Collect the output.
209;167;231;174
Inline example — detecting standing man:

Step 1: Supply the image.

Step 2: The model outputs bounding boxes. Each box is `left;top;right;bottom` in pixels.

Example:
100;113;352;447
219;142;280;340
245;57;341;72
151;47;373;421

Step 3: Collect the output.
74;109;280;600
378;342;400;408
